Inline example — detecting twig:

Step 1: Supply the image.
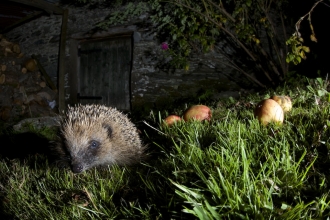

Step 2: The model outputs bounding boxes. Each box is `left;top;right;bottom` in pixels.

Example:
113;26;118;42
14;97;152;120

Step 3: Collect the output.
256;43;282;81
142;120;168;136
294;0;323;38
204;0;235;23
83;186;99;212
261;5;286;76
280;11;289;75
206;51;266;88
270;128;276;137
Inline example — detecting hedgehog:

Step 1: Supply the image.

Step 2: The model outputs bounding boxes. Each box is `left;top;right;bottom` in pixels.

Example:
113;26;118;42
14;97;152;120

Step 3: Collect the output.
56;104;144;173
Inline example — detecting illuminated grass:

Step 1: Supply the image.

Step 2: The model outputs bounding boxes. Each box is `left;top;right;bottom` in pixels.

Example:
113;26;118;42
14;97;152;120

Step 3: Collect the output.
1;77;330;219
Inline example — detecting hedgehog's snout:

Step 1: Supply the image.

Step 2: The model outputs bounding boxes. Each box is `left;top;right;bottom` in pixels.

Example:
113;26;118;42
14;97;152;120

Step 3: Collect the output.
64;148;84;173
71;162;84;173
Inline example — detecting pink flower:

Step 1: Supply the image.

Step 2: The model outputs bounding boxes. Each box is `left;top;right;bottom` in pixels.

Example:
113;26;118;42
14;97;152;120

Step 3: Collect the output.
161;42;169;50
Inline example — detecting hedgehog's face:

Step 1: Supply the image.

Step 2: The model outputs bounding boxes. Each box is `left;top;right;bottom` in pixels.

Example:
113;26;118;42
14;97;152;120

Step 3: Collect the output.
62;121;115;173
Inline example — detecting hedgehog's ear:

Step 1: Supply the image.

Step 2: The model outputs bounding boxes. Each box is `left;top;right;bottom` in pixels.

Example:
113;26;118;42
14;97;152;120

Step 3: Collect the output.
102;123;112;138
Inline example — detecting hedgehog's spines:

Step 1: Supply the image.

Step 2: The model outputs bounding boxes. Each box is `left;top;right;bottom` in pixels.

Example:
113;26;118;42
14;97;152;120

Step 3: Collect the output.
56;104;144;173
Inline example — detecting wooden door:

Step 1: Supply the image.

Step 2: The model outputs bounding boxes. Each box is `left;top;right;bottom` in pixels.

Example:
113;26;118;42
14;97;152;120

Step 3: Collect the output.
77;35;132;110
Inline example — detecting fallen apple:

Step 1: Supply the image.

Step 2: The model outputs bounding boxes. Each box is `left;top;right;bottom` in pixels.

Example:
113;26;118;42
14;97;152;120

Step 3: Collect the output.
254;99;284;125
271;95;292;112
183;105;212;121
163;115;182;126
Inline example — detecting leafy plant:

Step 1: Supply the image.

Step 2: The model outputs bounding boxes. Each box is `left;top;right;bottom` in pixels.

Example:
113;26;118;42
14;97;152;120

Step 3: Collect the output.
150;0;293;87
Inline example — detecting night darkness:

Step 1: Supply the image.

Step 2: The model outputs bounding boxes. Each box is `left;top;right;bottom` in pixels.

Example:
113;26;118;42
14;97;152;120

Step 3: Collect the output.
290;1;330;78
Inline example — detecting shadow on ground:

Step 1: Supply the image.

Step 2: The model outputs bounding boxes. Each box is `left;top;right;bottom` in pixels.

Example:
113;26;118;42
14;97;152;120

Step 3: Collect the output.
0;132;52;160
0;132;55;219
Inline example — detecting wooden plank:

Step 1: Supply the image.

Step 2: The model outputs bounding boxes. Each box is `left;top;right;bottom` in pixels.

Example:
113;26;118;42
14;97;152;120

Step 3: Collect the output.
0;11;44;34
8;0;64;14
31;54;57;91
58;9;68;113
69;40;78;105
107;37;131;110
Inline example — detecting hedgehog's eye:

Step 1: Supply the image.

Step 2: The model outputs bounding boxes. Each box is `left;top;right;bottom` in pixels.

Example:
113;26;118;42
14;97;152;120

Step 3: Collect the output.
89;140;100;149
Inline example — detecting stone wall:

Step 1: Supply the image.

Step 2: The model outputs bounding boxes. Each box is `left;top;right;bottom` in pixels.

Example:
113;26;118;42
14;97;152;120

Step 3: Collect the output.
3;3;249;114
131;40;245;110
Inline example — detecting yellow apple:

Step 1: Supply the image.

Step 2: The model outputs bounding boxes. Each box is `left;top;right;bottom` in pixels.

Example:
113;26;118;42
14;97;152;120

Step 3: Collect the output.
254;99;284;125
271;95;292;112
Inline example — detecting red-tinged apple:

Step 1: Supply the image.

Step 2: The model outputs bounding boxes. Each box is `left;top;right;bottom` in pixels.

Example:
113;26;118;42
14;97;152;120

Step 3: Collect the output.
163;115;182;126
183;105;212;121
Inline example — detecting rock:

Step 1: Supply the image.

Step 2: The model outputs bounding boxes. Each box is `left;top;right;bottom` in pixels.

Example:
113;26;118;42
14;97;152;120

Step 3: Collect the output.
13;98;23;105
39;81;46;88
0;38;12;47
12;44;20;54
4;47;13;56
23;94;36;104
21;67;27;74
0;106;12;121
37;91;51;101
13;116;61;132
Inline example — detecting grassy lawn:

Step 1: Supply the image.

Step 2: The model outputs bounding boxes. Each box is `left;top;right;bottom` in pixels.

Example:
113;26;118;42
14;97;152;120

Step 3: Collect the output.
1;77;330;219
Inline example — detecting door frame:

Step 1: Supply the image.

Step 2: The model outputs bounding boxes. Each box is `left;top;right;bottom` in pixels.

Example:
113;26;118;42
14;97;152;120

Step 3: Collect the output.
68;32;134;108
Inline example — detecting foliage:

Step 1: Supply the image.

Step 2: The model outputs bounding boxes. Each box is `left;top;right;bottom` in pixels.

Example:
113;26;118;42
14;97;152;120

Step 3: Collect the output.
285;0;322;65
286;35;311;65
2;77;330;218
150;0;292;87
150;0;219;67
72;0;149;27
97;1;148;28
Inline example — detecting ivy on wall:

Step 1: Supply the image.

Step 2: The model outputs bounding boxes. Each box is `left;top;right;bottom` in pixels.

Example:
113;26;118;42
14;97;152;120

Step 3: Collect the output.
97;1;148;27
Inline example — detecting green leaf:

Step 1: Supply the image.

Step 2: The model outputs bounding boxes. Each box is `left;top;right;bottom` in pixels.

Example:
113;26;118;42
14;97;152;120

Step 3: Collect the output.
171;181;203;200
172;34;177;40
281;203;291;210
193;206;211;220
317;89;327;97
205;200;221;219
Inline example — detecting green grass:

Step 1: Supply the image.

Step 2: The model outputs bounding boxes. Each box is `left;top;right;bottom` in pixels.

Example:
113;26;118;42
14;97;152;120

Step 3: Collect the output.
2;76;330;219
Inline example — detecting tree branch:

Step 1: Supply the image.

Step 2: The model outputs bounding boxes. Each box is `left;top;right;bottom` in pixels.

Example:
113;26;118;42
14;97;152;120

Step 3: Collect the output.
294;0;323;38
207;50;266;88
171;0;275;84
204;0;236;23
280;11;289;75
260;5;285;76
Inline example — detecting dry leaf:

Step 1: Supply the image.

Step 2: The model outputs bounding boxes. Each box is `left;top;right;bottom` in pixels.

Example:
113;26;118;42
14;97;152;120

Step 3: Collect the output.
310;34;317;42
